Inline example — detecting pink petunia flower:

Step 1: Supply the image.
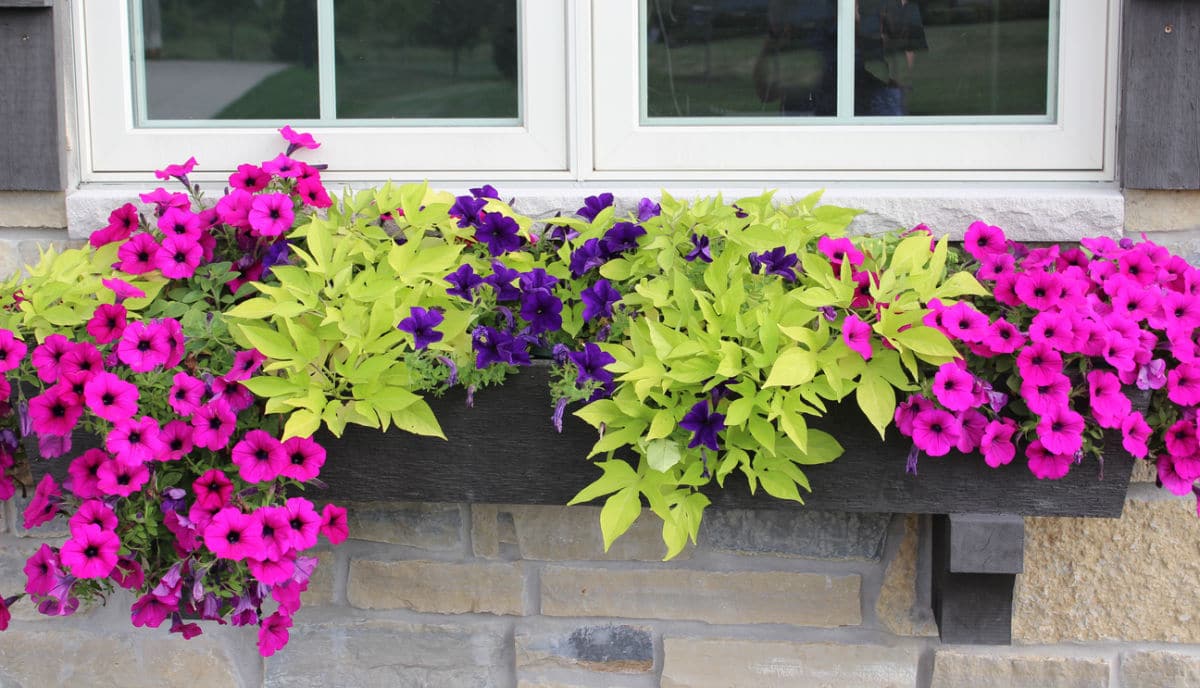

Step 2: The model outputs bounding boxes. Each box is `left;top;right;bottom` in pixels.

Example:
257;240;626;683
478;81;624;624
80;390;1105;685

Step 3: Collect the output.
83;371;139;423
1016;342;1063;386
193;469;233;510
247;553;295;585
168;372;206;416
817;236;864;269
963;221;1007;259
0;329;26;372
894;394;932;436
1026;440;1073;480
1028;311;1076;352
131;593;175;628
60;342;104;384
216;189;254;230
1014;271;1064;312
280;125;320;151
1020;373;1071;416
23;544;63;596
60;523;120;579
225;349;266;382
212;377;255;412
931;363;976;411
1157;453;1196;495
156;206;202;240
96;456;151;497
1117;249;1158;286
252;506;296;563
1036;404;1085;456
911;408;961;457
939;302;990;344
28;385;83;436
89;203;140;247
283;497;322;551
106;416;164;466
155;234;203;279
320;503;349;544
229;163;270;192
258;611;293;657
1121;412;1152;459
116;320;172;372
139;188;189;215
1086;370;1131;429
248;192;295;237
1168;363;1200;407
982;318;1025;354
191;398;237;450
31;334;72;383
841;314;873;361
154;156;197;181
231;430;288;484
261;153;303;178
159;419;194;462
980;419;1018;468
280;435;326;482
101;277;146;301
203;507;265;561
23;474;62;529
86;303;128;344
116;233;161;274
67;448;110;499
68;499;118;534
296;178;332;208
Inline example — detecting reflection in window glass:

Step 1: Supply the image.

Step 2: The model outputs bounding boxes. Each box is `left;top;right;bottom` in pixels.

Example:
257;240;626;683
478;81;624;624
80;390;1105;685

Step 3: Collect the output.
139;0;320;120
334;0;519;119
643;0;1051;120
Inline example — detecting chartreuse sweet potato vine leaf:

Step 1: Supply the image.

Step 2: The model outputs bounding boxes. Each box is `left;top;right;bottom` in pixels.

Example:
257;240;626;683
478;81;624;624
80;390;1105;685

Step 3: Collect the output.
563;192;984;558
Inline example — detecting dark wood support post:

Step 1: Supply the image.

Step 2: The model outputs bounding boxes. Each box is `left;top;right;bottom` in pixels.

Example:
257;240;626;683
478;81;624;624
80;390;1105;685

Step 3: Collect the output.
0;0;61;191
931;513;1025;645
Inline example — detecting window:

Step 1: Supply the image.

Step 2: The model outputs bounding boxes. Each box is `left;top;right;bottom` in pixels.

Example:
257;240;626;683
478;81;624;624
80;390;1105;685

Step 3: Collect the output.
77;0;568;178
75;0;1116;182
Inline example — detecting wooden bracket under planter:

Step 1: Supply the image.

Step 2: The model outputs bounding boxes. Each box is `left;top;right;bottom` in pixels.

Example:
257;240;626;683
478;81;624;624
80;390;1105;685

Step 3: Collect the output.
28;365;1136;646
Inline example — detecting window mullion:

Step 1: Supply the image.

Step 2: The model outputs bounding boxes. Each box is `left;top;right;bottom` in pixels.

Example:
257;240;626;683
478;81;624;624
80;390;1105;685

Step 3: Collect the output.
317;0;338;122
836;0;856;122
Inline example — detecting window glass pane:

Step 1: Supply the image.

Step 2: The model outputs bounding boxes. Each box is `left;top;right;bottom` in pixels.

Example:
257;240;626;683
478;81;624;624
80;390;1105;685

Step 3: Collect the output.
644;0;839;118
333;0;519;119
856;0;1050;117
138;0;320;121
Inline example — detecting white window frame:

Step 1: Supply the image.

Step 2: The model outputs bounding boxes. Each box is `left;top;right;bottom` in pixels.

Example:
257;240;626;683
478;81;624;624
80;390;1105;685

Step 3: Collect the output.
75;0;570;181
590;0;1119;182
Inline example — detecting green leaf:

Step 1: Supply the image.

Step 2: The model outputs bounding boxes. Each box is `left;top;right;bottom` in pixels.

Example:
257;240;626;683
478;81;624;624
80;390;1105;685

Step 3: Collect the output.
236;323;297;362
793;429;844;465
283;409;321;439
758;468;804;503
241;375;307;398
600;486;643;551
763;347;817;387
855;370;896;439
932;271;990;299
569;459;639;505
391;399;445;439
646;439;683;473
892;326;960;359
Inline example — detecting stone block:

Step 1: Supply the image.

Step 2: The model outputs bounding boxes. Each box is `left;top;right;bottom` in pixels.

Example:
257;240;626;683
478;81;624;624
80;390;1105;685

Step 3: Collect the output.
300;550;336;607
266;619;508;688
929;651;1109;688
661;638;918;688
516;624;653;674
1120;650;1200;688
472;504;501;559
348;559;524;615
504;505;683;561
1127;191;1200;234
342;501;462;550
1013;497;1200;643
876;514;938;637
0;630;243;687
697;509;889;560
540;565;860;626
1132;459;1157;482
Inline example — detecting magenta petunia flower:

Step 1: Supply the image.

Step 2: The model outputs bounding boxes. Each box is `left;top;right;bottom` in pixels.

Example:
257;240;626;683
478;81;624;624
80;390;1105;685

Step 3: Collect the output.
283;497;321;551
931;363;976;411
67;448;109;499
0;329;26;373
977;252;1016;282
911;408;960;457
158;419;194;462
940;302;990;343
1028;311;1076;352
1168;363;1200;407
60;523;120;579
1036;405;1085;456
955;409;988;453
252;505;295;563
28;385;83;437
1121;412;1152;459
1118;249;1158;286
60;341;104;385
320;503;349;544
1087;370;1131;429
96;456;150;497
982;318;1025;354
964;221;1007;259
131;593;175;628
1165;419;1198;457
248;192;295;237
817;236;864;268
22;474;61;530
156;206;201;241
258;611;293;657
68;499;118;534
212;377;255;412
84;303;127;345
271;580;305;616
155;234;203;279
231;430;288;484
229;163;270;192
154;156;197;182
168;371;206;416
225;349;266;382
116;320;171;372
101;277;146;301
90;203;140;247
1014;271;1064;312
106;416;163;466
980;419;1018;468
31;334;72;383
297;178;332;208
216;189;254;230
280;124;320;152
1016;342;1063;386
203;507;265;561
280;435;326;482
139;187;189;215
1157;453;1196;495
1020;373;1071;416
262;153;303;178
247;554;295;585
841;314;873;361
1026;440;1073;480
193;468;233;510
191;398;237;450
893;394;932;436
83;371;139;423
116;233;161;274
23;544;63;596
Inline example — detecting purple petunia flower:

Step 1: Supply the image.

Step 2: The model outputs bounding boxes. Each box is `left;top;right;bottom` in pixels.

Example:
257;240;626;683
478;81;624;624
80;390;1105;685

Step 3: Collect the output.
472;326;531;368
569;239;607;278
485;261;521;302
685;233;712;263
450;195;487;228
519;268;558;293
581;279;621;322
637;198;662;221
398;307;445;349
577;193;614;221
601;222;646;256
679;400;726;452
261;239;291;278
519;288;563;335
474;212;522;256
749;247;799;282
568;343;616;386
445;264;484;301
470;184;500;200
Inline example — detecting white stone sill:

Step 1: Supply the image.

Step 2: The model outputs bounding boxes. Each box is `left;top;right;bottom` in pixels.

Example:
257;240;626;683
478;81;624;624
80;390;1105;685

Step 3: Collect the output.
66;182;1124;242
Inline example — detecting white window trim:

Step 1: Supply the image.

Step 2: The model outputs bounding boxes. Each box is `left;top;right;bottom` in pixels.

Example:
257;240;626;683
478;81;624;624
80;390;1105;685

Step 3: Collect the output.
592;0;1118;181
75;0;570;180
